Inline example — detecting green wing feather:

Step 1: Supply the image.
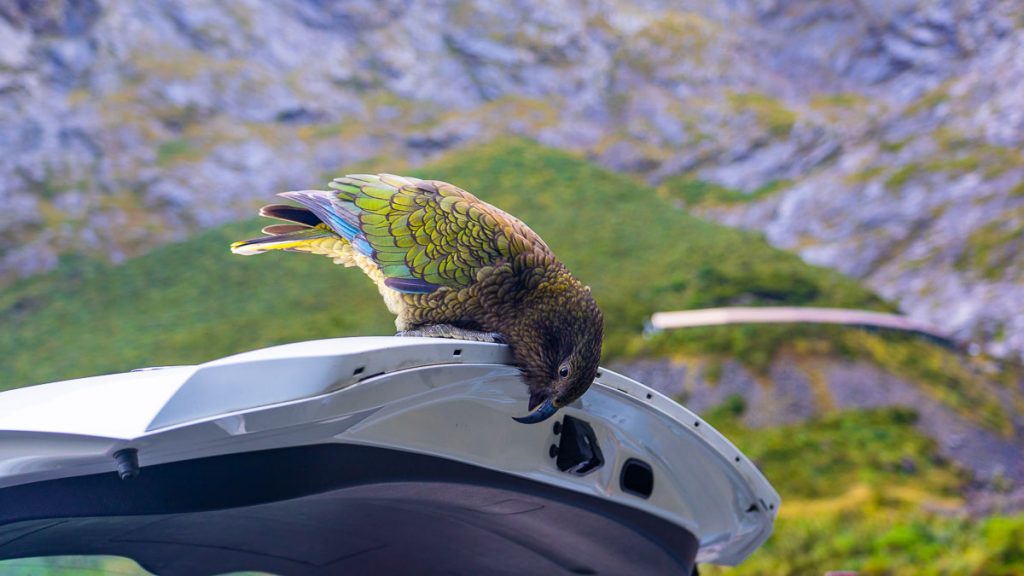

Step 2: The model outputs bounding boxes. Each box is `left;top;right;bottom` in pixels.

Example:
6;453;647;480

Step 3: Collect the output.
323;174;534;291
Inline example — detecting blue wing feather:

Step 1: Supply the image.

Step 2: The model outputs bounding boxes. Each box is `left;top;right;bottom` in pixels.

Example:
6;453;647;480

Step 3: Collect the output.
278;191;373;257
279;188;442;294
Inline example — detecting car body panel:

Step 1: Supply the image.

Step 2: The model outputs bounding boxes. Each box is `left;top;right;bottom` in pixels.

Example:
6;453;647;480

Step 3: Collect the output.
0;337;779;568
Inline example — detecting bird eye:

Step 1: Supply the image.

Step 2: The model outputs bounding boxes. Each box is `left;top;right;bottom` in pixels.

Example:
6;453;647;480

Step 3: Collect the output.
558;364;570;379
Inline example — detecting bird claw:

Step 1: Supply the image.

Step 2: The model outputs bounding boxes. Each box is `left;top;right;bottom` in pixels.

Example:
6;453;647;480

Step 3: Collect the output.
396;324;505;344
478;332;506;344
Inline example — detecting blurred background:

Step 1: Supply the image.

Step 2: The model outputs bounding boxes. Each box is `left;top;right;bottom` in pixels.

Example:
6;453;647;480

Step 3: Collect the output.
1;0;1022;573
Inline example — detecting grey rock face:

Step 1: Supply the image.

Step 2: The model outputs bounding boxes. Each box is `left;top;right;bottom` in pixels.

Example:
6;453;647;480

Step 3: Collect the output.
1;0;1022;358
705;25;1024;360
611;355;1024;487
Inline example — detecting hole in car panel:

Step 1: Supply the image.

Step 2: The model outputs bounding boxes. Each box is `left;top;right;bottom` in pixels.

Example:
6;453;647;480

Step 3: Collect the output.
352;366;365;376
453;349;462;357
555;416;603;476
620;458;654;499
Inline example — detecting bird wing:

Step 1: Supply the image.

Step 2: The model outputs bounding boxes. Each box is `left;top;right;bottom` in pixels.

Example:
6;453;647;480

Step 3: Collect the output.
280;174;541;293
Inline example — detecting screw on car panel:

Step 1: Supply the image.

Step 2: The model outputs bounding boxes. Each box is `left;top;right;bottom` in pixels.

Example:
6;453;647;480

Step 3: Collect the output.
113;448;140;480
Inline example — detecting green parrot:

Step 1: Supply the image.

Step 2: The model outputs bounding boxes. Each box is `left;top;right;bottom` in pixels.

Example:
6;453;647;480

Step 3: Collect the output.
231;174;603;423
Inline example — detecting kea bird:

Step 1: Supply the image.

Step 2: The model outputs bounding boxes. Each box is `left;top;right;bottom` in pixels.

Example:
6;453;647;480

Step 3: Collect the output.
230;174;603;423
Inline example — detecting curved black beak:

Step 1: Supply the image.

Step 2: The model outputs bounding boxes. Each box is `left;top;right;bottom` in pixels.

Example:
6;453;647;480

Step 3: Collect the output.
513;398;559;424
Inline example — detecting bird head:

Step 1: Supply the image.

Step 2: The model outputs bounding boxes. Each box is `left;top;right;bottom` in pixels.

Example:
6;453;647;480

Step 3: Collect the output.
511;288;603;424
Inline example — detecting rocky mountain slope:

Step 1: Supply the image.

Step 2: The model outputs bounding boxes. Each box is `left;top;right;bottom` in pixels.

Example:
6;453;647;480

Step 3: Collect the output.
1;0;1022;357
615;353;1024;492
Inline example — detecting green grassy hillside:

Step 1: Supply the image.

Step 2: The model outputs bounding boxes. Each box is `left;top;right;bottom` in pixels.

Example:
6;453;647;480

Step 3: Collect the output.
1;138;883;388
703;402;1024;575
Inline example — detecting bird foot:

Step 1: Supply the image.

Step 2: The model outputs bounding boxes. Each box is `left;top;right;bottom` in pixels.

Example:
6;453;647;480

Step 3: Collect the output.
396;324;506;344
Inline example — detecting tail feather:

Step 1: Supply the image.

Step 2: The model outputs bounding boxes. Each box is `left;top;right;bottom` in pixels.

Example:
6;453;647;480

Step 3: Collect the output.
262;224;310;235
278;190;374;257
258;204;322;227
230;225;338;256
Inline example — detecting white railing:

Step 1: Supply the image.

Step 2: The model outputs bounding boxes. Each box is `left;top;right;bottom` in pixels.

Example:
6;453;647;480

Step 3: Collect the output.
648;307;952;344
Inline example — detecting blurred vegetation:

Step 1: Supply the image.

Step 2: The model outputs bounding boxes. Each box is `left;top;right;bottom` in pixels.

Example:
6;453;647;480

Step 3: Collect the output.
1;137;884;388
0;556;270;575
657;176;792;207
708;402;965;499
0;556;151;575
644;325;1021;435
703;403;1024;575
727;91;798;137
955;208;1024;281
156;137;202;167
715;507;1024;576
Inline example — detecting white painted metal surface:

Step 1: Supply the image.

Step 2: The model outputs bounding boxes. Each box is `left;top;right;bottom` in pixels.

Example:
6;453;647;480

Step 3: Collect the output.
0;337;779;566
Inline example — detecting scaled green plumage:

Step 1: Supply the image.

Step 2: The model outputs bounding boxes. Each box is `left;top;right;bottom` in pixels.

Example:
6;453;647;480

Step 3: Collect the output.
231;174;603;423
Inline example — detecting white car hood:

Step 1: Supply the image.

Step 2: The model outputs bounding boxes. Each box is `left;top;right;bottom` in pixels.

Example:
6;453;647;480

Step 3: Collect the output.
0;337;779;568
